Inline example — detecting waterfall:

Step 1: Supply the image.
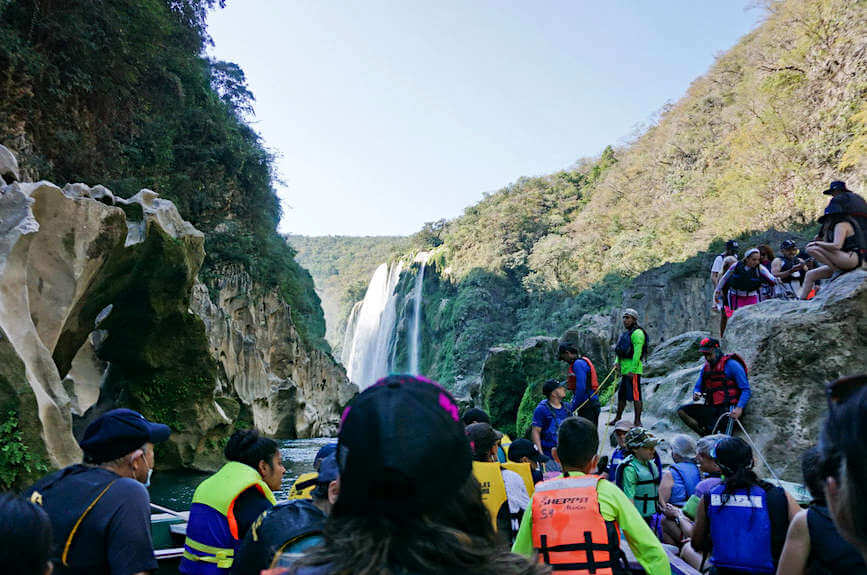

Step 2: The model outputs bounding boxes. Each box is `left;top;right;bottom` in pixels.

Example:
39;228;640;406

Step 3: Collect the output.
408;253;429;375
343;261;404;389
340;300;362;368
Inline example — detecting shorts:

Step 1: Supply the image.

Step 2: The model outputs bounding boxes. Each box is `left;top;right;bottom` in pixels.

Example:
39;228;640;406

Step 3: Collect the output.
576;403;601;427
618;374;642;402
678;403;735;435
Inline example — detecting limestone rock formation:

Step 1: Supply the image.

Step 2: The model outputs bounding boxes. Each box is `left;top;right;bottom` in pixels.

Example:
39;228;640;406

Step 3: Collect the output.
639;271;867;481
480;336;563;436
191;270;356;439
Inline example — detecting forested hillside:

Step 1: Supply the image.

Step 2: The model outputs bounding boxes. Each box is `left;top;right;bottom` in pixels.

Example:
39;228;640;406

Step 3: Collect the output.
0;0;326;349
318;0;867;393
288;235;412;352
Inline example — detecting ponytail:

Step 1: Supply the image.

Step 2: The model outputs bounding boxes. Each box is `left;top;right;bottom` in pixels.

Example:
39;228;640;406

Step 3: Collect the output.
224;429;279;470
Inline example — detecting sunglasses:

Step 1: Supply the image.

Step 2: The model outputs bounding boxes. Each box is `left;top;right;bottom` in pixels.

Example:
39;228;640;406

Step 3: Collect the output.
825;374;867;405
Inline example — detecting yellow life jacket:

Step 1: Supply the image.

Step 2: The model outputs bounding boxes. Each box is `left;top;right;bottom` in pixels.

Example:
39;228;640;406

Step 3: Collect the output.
288;472;318;500
502;461;535;497
472;460;526;542
500;433;513;458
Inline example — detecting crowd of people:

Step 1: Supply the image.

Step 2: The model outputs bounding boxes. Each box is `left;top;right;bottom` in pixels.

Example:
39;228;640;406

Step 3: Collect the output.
0;179;865;575
710;181;866;336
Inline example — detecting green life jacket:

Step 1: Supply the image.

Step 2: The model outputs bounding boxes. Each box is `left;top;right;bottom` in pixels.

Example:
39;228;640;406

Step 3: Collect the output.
624;455;659;518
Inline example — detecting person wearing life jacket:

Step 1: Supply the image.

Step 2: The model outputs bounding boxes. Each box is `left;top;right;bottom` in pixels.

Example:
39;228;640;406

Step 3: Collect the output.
557;342;601;426
777;446;867;575
605;419;633;482
512;416;671;574
677;338;751;437
287;443;335;500
531;379;583;472
714;248;777;335
801;181;867;299
24;408;170;575
711;239;740;288
180;430;284;575
618;427;663;527
820;374;867;564
660;435;701;508
692;437;801;574
771;239;808;299
610;308;648;426
232;454;339;575
507;438;545;485
467;422;530;545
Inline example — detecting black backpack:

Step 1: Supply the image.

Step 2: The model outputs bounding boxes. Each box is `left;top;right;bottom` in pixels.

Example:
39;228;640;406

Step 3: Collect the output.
614;327;648;360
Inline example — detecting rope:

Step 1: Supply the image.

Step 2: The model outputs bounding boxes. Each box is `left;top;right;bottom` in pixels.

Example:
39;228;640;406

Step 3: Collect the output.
572;364;618;415
711;412;784;487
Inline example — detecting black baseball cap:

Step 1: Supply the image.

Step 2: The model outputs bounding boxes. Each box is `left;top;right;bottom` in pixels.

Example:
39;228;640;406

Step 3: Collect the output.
335;375;472;517
466;422;503;458
725;240;739;251
823;180;850;195
542;379;565;397
507;438;543;463
460;407;490;426
79;408;171;463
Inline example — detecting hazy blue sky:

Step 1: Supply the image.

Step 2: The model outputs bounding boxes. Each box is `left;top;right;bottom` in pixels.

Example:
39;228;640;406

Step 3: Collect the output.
207;1;762;237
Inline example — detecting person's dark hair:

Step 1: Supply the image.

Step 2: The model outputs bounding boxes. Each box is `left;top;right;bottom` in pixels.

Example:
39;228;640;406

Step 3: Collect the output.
291;476;546;575
801;446;826;505
758;244;774;262
557;417;598;469
714;437;772;497
224;429;279;470
557;342;578;357
0;493;53;574
311;483;329;500
461;407;490;426
820;380;867;548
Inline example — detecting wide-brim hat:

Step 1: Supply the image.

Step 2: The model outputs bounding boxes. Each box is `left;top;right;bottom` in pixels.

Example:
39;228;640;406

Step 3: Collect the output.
823;180;850;195
624;427;659;450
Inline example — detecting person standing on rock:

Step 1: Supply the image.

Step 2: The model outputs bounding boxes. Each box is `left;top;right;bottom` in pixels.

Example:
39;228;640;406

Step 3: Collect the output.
801;181;867;299
557;342;600;426
714;248;778;336
24;408;171;575
610;308;647;426
677;338;751;436
531;379;583;472
711;239;740;287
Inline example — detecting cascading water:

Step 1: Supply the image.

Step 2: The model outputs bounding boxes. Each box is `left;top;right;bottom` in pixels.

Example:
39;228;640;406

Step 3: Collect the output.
408;253;429;375
343;261;404;389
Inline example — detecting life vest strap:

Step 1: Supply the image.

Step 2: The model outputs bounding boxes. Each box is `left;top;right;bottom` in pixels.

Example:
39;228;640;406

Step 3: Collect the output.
183;537;236;569
539;532;616;572
61;479;117;566
182;550;234;569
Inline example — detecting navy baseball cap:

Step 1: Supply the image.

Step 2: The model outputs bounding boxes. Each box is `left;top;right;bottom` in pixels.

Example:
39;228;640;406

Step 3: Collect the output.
316;453;339;484
542;379;565;397
507;438;543;463
335;375;472;517
313;443;337;471
79;408;171;463
698;337;721;352
823;180;850;195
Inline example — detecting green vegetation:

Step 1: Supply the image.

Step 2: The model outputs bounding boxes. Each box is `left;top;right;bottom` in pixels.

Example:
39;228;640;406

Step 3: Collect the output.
0;0;326;350
0;411;48;490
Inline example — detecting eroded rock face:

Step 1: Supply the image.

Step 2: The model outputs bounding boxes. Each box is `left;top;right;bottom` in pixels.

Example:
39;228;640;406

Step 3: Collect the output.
638;271;867;481
191;269;356;440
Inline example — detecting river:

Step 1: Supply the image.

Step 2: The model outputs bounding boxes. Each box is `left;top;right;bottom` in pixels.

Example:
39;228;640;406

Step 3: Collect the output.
149;437;334;511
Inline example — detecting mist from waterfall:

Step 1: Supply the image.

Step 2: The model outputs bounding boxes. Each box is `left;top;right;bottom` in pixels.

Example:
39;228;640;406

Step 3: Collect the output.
342;261;403;389
408;254;429;375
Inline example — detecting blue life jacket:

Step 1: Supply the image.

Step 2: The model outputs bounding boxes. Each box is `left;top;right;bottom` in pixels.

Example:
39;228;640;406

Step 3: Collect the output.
707;483;775;573
669;461;701;506
607;448;628;484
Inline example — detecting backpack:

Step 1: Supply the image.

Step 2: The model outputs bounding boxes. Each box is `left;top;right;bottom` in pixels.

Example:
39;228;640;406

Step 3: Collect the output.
614;327;648;360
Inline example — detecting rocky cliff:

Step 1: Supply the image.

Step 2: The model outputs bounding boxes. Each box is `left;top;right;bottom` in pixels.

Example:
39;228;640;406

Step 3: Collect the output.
0;146;355;484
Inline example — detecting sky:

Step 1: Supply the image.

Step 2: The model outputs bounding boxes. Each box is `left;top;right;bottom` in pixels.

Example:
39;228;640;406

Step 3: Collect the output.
207;1;763;237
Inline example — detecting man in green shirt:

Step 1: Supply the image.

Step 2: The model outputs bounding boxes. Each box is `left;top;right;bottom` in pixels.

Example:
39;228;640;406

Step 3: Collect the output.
610;308;647;426
512;417;670;575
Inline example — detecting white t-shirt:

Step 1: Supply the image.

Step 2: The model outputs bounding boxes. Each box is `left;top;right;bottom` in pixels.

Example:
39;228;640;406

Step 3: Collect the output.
502;468;530;533
711;254;725;274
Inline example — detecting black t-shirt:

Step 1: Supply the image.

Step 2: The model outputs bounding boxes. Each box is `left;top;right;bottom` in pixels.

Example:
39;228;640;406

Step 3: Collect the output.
233;486;275;541
24;464;158;575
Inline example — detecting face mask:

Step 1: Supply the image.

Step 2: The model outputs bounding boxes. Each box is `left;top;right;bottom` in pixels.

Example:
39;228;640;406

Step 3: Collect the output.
144;467;153;488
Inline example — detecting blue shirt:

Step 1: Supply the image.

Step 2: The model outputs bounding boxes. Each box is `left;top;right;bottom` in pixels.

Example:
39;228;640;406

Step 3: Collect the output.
532;395;581;453
694;357;752;409
571;358;598;406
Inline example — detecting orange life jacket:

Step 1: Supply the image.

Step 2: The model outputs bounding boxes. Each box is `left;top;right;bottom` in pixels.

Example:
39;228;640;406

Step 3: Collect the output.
567;357;598;393
531;474;623;574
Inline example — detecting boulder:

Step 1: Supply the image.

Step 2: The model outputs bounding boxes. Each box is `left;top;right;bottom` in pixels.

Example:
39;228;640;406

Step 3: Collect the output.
642;331;709;377
0;144;20;184
560;312;618;376
480;336;563;437
638;271;867;481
